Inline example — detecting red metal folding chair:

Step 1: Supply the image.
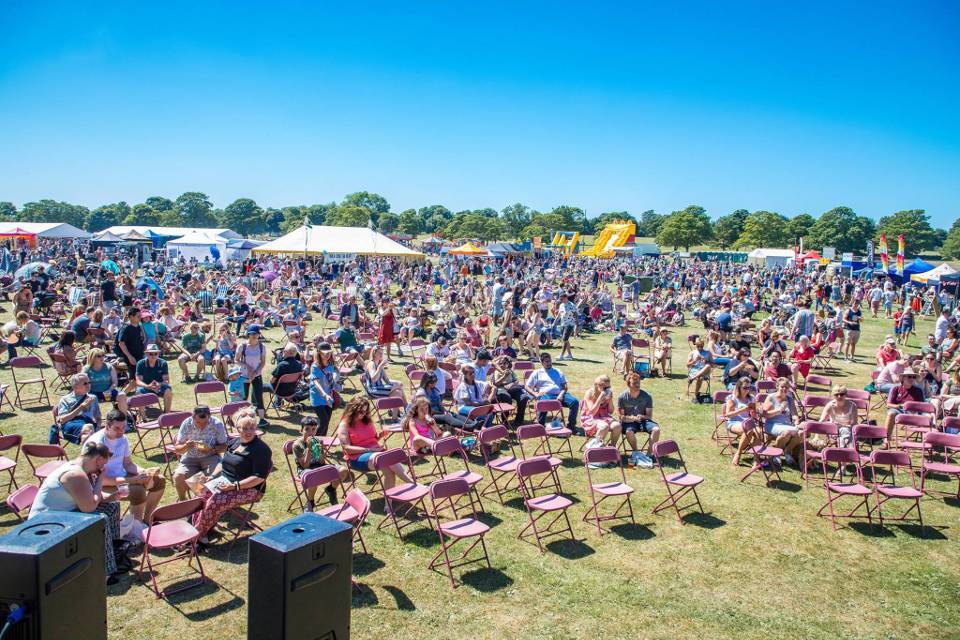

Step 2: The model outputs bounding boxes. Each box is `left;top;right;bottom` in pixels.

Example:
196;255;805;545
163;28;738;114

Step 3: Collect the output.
582;446;635;535
126;393;166;459
535;399;575;460
138;497;207;598
9;356;50;409
868;450;923;528
267;371;305;417
426;477;491;588
282;440;308;513
515;456;575;552
6;485;38;522
374;396;406;446
429;436;484;511
0;434;22;499
920;431;960;499
478;425;520;504
0;383;15;414
895;413;934;457
739;419;784;485
851;424;888;467
516;423;562;475
801;395;830;420
650;439;705;523
318;488;370;553
21;443;68;483
711;390;732;450
803;374;833;398
372;448;431;541
156;411;193;480
800;421;839;486
816;447;873;530
220;400;252;434
194;380;228;413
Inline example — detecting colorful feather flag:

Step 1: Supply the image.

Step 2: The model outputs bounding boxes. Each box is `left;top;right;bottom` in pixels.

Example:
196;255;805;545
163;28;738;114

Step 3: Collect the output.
896;234;905;275
879;233;889;272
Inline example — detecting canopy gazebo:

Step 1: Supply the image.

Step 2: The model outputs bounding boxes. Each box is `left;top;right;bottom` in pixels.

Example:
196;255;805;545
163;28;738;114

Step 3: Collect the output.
252;225;424;260
447;242;491;256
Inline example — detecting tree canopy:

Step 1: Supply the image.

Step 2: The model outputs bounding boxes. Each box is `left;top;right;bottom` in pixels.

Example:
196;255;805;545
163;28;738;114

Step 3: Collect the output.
656;205;713;251
877;209;939;252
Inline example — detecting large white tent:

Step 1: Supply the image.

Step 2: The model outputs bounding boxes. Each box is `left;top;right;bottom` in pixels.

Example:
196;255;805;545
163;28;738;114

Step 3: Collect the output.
103;225;241;240
910;263;957;284
166;231;228;264
0;221;91;239
252;225;424;259
747;248;794;267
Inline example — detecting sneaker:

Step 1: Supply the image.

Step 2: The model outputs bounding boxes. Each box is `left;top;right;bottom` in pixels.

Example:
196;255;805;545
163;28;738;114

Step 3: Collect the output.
305;500;315;513
784;453;796;467
258;418;269;429
634;452;654;469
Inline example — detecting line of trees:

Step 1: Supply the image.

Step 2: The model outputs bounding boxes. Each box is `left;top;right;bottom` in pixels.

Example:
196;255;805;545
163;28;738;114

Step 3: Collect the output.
1;194;956;258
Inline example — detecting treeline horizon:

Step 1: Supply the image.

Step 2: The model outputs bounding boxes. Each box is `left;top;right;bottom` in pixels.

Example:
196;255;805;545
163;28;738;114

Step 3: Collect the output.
2;192;958;259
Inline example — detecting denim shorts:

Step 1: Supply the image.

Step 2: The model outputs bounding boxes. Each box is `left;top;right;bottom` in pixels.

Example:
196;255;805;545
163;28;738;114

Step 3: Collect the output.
137;384;171;396
348;452;374;472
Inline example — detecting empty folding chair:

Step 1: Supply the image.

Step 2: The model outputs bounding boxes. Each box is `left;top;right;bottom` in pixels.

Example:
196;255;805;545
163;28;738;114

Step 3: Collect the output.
0;434;22;498
852;424;888;467
816;448;873;531
535;399;575;460
372;448;431;541
9;356;50;409
427;478;492;588
515;456;575;552
920;431;960;499
739;419;784;486
582;446;635;535
194;381;228;413
711;390;732;448
282;440;308;513
21;443;67;483
429;436;484;511
801;395;831;420
478;425;520;504
650;440;705;523
803;374;833;398
220;400;252;434
0;383;15;414
868;450;923;528
138;497;207;598
374;396;407;446
800;421;839;486
516;423;562;479
6;485;39;522
895;413;934;456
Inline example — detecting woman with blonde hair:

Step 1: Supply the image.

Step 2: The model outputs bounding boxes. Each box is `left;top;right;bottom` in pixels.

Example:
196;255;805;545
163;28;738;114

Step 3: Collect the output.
580;375;621;446
82;348;128;414
818;384;858;447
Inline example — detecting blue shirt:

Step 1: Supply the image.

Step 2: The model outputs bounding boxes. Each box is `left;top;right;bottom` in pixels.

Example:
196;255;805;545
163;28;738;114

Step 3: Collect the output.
527;367;566;398
309;363;335;408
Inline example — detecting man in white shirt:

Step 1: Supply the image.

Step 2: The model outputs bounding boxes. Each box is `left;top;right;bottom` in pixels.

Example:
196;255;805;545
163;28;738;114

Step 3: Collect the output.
453;363;494;429
86;409;166;522
525;352;579;430
935;309;951;344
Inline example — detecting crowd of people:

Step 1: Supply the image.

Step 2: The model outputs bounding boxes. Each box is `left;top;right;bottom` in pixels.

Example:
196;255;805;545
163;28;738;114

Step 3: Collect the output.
1;234;957;588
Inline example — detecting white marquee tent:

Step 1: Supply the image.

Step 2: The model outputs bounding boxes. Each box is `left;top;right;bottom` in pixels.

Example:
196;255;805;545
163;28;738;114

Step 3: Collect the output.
166;231;229;264
103;225;241;240
0;222;91;239
910;263;957;284
747;248;794;267
252;225;424;259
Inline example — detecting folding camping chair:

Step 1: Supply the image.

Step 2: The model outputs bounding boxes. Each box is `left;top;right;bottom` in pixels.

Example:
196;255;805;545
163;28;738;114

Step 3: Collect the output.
582;446;635;535
650;439;705;523
515;456;575;552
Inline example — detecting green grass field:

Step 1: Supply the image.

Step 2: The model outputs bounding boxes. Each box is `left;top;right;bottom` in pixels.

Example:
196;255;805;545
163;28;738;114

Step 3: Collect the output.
1;305;958;640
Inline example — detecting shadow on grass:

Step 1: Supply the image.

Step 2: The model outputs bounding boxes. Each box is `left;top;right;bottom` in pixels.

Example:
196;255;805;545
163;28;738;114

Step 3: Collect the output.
683;512;726;529
461;567;514;592
848;522;895;538
765;479;803;493
353;552;385;576
546;538;595;559
475;511;504;527
166;581;245;622
352;582;379;608
895;523;948;540
402;526;440;549
383;584;416;611
943;496;960;509
610;522;656;541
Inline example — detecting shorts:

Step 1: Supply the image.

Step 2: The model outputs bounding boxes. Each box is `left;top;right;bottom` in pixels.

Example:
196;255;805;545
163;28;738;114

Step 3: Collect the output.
625;418;658;434
561;325;574;341
845;330;860;343
137;384;171;396
764;421;796;437
92;389;119;403
348;452;375;472
174;453;222;478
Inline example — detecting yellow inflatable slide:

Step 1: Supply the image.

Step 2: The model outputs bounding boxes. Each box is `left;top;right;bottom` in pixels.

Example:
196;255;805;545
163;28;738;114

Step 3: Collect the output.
580;221;635;258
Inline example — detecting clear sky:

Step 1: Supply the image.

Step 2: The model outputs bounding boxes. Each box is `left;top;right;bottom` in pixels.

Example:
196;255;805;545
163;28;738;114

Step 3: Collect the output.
1;1;958;226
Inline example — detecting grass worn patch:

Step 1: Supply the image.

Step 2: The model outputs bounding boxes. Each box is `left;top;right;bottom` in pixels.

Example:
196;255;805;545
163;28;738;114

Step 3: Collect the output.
0;303;958;640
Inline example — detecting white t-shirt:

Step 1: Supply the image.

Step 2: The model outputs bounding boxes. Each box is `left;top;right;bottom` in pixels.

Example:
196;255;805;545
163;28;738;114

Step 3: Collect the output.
86;429;131;479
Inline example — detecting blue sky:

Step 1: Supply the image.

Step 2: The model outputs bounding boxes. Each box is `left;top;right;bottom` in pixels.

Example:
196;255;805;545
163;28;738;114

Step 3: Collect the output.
1;1;958;226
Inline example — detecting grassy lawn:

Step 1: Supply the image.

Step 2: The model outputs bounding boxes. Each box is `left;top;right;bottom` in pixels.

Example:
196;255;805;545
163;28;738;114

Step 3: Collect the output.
0;304;958;640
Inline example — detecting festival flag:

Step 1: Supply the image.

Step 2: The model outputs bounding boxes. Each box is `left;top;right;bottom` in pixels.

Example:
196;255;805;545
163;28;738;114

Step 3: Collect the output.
896;234;905;275
879;233;889;272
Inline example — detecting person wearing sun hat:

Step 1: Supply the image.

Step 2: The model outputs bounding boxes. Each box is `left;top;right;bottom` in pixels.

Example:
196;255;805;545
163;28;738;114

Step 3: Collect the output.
883;365;926;440
226;365;247;403
134;343;173;412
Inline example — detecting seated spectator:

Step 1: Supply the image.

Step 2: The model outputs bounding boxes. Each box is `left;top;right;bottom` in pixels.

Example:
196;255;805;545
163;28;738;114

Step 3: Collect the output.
336;397;412;505
789;335;816;382
271;343;305;405
883;367;925;440
723;348;759;389
723;377;756;466
454;363;495;430
2;311;41;362
293;416;349;511
71;306;95;345
414;372;471;430
87;409;166;522
763;351;792;381
876;337;901;369
491;334;517;359
52;330;82;378
177;322;208;383
423;355;452;397
617;372;660;465
53;373;101;445
580;375;621;446
686;336;712;399
405;397;450;454
876;357;908;394
425;336;450;361
82;348;128;414
818;385;859;447
610;325;634;375
525;352;579;431
363;346;405;403
488;354;530;427
192;414;273;545
135;343;173;412
759;378;802;466
172;405;230;500
29;440;129;584
652;327;672;377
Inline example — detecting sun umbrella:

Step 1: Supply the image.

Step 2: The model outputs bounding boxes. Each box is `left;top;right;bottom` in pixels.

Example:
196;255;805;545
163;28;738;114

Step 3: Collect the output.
14;262;55;280
100;259;120;274
261;270;278;282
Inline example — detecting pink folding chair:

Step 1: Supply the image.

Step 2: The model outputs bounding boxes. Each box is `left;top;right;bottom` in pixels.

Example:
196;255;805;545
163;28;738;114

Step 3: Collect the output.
868;450;923;528
650;439;705;523
9;356;50;409
816;448;873;530
478;425;520;504
126;392;164;455
803;374;833;398
0;434;22;499
301;465;348;513
800;421;839;486
582;446;635;535
267;371;305;416
515;423;562;478
895;413;934;456
374;396;406;446
372;448;431;541
851;424;888;467
427;477;491;588
314;480;368;551
21;443;67;483
535;399;575;459
0;383;15;414
6;484;39;522
512;361;534;373
711;390;732;449
220;400;252;434
920;431;960;499
515;456;575;552
138;497;207;598
282;440;308;513
194;381;228;413
801;395;830;420
429;436;484;511
738;419;784;486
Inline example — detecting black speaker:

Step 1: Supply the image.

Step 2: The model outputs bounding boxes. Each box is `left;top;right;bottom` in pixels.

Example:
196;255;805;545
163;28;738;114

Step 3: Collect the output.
0;511;107;640
248;513;353;640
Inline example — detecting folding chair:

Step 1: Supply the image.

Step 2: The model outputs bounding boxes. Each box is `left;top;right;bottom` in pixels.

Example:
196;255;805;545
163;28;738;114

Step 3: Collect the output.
317;488;370;553
739;418;784;486
895;414;934;457
373;448;431;541
711;390;733;451
194;381;228;413
267;371;305;417
282;440;309;513
155;411;192;480
516;423;562;483
803;374;833;398
126;393;166;459
335;352;361;392
535;399;575;460
373;396;406;446
222;484;270;553
430;436;484;510
851;424;888;467
47;351;79;390
515;456;575;552
6;485;39;522
812;340;841;371
407;338;427;356
816;448;873;531
9;356;50;409
582;446;635;535
21;443;67;483
301;465;348;513
0;383;15;414
800;421;839;486
868;450;923;528
920;431;960;499
801;395;831;420
478;425;520;504
220;400;252;434
650;439;705;523
138;497;207;598
426;478;491;588
0;434;22;499
512;361;534;373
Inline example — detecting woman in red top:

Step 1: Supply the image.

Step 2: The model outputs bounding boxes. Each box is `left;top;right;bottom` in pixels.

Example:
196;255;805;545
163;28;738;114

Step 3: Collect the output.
377;300;397;361
789;335;815;382
336;397;411;490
